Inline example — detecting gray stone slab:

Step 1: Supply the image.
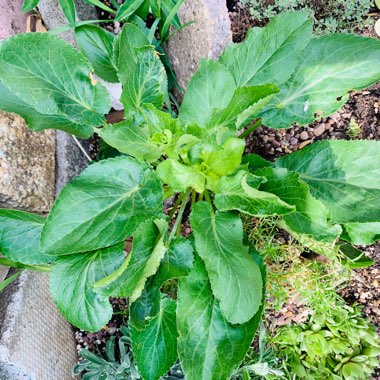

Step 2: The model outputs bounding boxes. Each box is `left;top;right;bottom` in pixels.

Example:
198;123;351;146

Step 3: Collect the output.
166;0;232;93
0;272;77;380
0;0;28;39
38;0;98;44
0;112;55;213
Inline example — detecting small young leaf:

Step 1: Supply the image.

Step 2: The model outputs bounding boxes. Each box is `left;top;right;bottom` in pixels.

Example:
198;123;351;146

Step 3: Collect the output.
177;253;266;380
130;298;178;380
338;242;374;268
75;25;118;83
0;33;110;138
40;157;163;256
190;202;263;324
261;34;380;128
220;11;313;87
116;0;146;21
94;219;168;302
0;209;50;265
58;0;76;26
157;159;205;193
21;0;40;12
82;0;116;13
50;243;125;332
0;271;22;293
274;140;380;223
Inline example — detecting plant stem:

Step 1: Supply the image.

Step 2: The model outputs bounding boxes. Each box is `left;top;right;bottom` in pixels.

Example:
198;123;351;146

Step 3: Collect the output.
204;189;212;204
168;189;191;242
239;118;262;139
168;192;185;220
191;190;196;205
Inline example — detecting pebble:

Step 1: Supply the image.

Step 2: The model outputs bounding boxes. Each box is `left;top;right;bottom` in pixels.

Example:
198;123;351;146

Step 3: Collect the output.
300;131;309;140
290;137;298;145
313;123;326;137
299;140;312;149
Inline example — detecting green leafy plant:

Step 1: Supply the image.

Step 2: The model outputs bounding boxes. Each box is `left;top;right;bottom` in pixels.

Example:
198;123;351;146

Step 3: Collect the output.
1;10;380;380
271;302;380;379
22;0;183;41
241;0;373;34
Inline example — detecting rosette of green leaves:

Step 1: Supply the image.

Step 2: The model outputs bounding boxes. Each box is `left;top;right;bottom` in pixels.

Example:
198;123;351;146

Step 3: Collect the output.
1;10;380;380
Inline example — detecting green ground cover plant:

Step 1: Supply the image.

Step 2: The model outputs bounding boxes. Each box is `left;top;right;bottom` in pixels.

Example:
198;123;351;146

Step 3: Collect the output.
1;9;380;380
241;0;373;34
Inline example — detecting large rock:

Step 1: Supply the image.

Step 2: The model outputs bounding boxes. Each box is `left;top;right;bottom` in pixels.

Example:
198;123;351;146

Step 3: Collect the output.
0;0;28;39
166;0;232;92
0;112;55;213
0;272;78;380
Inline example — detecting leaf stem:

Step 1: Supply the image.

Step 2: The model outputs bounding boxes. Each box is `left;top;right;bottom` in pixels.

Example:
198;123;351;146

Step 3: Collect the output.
239;118;262;139
191;190;196;205
204;189;212;204
168;192;185;220
168;189;191;242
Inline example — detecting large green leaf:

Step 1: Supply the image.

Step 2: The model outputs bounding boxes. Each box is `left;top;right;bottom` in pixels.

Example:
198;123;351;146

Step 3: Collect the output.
93;219;167;302
116;24;167;112
40;157;163;256
214;171;295;217
0;209;50;265
261;34;380;128
255;167;342;242
190;202;262;324
0;33;110;138
220;11;312;87
342;223;380;246
177;253;266;380
129;237;193;330
50;243;124;332
130;298;178;380
75;25;118;83
275;140;380;223
179;60;236;128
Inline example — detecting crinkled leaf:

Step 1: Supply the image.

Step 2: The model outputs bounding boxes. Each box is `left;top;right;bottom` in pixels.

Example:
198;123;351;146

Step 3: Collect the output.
215;171;295;217
94;219;167;302
275;140;380;223
40;156;163;256
255;167;341;241
0;33;110;138
177;253;266;380
130;237;193;330
22;0;40;12
261;34;380;128
0;209;50;265
202;137;246;177
116;0;146;21
342;223;380;246
179;60;236;128
50;243;124;332
220;11;312;87
157;159;205;193
75;25;118;83
131;298;178;380
190;202;262;324
242;154;271;171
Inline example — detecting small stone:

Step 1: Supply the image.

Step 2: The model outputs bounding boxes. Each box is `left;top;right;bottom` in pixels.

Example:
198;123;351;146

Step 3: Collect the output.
272;140;281;148
313;123;326;137
290;137;298;145
262;135;269;143
300;131;309;140
299;140;312;149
